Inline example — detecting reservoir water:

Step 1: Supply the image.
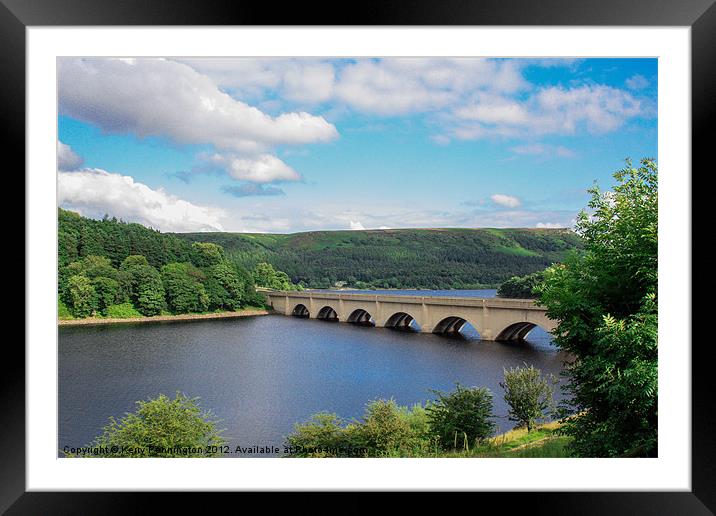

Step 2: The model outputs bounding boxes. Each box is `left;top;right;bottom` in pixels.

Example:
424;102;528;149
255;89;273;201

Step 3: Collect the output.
58;289;567;456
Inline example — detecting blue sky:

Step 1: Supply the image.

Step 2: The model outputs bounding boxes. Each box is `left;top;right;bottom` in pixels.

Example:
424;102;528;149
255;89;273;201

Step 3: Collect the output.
57;57;657;233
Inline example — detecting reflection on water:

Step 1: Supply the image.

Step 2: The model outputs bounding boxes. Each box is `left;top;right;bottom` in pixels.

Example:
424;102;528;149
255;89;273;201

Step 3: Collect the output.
59;306;566;457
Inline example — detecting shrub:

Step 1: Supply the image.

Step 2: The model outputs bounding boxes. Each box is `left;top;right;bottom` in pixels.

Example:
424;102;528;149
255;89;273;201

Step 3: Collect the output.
105;302;143;319
58;297;73;320
285;400;432;457
426;383;496;450
501;364;557;432
285;412;358;457
72;393;226;457
497;271;545;299
352;399;415;456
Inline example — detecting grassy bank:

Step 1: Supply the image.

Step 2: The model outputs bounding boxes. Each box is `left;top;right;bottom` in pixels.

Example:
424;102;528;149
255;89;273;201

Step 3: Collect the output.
58;307;269;327
436;421;572;458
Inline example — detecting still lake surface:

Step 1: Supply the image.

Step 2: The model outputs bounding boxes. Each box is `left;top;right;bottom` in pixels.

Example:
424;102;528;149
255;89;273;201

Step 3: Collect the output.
58;289;568;456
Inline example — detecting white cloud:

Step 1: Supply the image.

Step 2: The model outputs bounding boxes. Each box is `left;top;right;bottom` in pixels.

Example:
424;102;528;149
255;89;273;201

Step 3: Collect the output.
349;220;366;230
177;57;529;117
176;58;334;104
205;153;300;183
625;74;649;90
282;63;335;104
491;194;521;208
334;58;526;116
59;168;225;232
511;143;576;158
452;85;645;140
535;222;564;228
57;141;83;171
454;94;530;125
58;58;338;153
430;134;451;146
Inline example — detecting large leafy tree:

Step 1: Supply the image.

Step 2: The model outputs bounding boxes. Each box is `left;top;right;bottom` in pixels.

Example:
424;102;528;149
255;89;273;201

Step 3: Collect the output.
91;276;121;315
120;255;165;316
537;158;658;457
59;255;119;305
204;262;246;310
190;242;225;268
67;275;98;318
252;262;301;291
161;262;209;314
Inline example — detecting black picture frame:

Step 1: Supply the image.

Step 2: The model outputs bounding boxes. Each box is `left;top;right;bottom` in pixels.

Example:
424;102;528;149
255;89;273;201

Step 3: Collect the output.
4;0;709;512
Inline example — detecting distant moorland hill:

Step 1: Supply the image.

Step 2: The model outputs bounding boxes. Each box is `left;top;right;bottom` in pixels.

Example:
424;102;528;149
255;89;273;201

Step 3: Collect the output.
176;227;582;289
59;209;582;289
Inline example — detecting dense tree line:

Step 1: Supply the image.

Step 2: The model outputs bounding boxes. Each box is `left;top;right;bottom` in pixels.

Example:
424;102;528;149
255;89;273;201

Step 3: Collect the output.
59;209;194;269
177;228;582;289
58;222;265;318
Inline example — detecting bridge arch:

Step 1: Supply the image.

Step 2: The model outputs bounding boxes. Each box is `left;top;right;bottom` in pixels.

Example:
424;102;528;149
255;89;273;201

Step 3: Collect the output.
384;312;421;331
317;305;339;321
494;321;553;342
291;303;310;318
347;308;375;326
432;316;481;337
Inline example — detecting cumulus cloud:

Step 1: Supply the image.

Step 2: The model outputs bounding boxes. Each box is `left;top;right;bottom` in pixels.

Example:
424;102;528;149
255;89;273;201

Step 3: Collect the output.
177;58;335;104
58;58;338;153
536;222;564;228
57;141;83;171
454;94;530;126
334;58;526;116
282;63;335;104
452;85;645;141
626;74;649;90
59;168;225;232
349;220;366;230
204;153;300;184
180;57;528;117
221;184;285;197
491;194;521;208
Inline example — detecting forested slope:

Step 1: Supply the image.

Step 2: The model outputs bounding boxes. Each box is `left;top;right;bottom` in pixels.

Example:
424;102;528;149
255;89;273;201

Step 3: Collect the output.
177;227;582;289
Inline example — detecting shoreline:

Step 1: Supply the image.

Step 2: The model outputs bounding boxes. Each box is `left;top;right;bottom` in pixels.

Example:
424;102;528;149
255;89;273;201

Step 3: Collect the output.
58;309;270;327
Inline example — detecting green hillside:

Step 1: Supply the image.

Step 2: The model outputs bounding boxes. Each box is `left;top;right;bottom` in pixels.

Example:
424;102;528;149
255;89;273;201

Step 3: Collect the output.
176;227;582;289
58;209;582;289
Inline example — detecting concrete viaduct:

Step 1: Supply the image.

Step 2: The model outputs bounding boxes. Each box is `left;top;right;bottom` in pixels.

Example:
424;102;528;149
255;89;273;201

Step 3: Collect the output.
263;290;556;342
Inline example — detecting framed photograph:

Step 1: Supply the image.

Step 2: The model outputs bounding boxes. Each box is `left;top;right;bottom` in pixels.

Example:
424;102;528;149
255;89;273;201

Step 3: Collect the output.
6;0;710;511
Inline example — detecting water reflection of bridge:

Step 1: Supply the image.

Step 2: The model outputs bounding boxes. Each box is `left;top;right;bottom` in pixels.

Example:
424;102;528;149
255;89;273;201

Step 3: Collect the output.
264;291;556;342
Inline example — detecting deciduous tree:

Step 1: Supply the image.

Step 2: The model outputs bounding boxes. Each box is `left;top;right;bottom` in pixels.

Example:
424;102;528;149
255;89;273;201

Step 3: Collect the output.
500;364;556;432
537;158;658;457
